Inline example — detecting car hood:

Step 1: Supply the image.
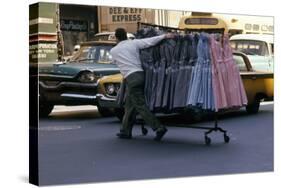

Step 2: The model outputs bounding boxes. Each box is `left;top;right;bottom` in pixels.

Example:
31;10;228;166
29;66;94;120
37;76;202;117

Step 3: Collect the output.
246;55;273;71
39;62;120;78
246;55;272;62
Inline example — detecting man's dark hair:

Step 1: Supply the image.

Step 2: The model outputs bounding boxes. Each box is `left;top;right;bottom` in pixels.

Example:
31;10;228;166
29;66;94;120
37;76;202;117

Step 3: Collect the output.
115;28;128;41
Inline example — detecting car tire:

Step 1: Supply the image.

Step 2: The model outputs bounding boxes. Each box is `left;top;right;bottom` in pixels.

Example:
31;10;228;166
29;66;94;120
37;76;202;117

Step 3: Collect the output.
39;103;54;117
246;100;260;114
97;105;114;117
114;108;125;122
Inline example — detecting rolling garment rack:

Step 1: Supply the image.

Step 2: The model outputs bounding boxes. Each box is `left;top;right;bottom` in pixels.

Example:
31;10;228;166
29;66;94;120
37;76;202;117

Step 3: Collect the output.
135;22;230;145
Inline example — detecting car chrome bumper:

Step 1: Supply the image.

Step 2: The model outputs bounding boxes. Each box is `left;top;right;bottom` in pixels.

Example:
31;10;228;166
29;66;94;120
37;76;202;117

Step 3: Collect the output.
61;93;97;100
39;81;98;105
39;92;98;105
96;94;119;108
39;81;98;90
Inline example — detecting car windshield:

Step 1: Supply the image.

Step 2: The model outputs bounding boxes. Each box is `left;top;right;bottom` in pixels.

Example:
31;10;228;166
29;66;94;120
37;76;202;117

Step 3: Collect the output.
70;45;113;63
230;40;269;56
233;55;248;72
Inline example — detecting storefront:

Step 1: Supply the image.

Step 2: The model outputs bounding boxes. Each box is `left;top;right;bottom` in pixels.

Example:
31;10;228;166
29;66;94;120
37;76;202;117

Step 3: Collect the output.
98;6;155;33
29;2;58;63
59;4;99;55
29;3;159;63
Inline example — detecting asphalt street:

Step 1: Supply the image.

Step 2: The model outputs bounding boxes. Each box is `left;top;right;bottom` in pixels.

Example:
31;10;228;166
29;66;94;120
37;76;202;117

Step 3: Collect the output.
38;102;274;186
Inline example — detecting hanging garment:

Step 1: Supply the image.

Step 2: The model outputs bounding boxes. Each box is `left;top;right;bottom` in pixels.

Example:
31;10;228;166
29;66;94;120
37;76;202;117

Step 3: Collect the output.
149;45;161;111
222;34;248;107
209;34;228;111
136;28;246;113
173;34;193;108
154;44;167;109
185;33;199;107
161;38;177;110
169;35;182;110
187;33;215;110
137;27;167;109
135;27;158;39
201;33;215;110
209;33;247;110
141;47;154;106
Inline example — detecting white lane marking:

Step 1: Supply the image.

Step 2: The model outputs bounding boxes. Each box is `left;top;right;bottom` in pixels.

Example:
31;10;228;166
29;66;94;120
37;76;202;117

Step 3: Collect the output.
51;102;273;113
39;125;82;131
52;105;98;113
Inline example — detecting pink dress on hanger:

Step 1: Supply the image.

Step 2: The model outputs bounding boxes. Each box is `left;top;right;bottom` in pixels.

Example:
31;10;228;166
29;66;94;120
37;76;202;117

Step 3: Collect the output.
222;34;248;107
209;34;228;111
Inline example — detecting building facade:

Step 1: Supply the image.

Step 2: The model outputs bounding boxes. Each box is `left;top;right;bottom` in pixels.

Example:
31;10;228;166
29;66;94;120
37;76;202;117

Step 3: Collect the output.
29;3;188;63
29;2;58;63
98;6;155;33
59;4;99;55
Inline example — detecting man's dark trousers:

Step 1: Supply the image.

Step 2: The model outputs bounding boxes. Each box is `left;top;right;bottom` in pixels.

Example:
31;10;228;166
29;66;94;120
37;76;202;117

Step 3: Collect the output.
121;71;164;135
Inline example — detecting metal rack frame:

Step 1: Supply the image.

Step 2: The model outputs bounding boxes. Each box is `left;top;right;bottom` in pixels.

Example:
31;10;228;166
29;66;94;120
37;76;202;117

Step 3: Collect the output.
137;22;184;32
139;112;229;145
136;23;230;145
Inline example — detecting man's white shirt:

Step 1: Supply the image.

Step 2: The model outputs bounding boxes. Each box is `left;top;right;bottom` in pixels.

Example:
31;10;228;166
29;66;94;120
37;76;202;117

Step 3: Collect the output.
110;35;165;78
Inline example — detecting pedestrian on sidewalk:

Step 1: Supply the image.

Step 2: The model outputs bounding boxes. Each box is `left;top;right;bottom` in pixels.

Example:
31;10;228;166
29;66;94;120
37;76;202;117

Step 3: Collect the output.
110;28;174;141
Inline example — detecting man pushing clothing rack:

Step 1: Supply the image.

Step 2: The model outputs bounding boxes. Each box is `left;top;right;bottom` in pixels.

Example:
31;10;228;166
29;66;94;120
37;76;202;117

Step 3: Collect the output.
110;28;174;141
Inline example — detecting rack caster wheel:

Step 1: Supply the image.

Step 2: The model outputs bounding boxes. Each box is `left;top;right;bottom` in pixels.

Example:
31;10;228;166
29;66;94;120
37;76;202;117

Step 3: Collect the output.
141;127;148;136
205;136;211;145
224;134;230;143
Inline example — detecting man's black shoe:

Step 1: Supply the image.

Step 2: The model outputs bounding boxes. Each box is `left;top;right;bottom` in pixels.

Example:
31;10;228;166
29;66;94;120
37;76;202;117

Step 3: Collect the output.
154;127;167;141
116;132;132;139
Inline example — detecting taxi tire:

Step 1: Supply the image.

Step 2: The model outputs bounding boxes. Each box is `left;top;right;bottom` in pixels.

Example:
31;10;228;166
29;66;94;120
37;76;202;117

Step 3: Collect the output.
246;100;260;114
97;105;114;117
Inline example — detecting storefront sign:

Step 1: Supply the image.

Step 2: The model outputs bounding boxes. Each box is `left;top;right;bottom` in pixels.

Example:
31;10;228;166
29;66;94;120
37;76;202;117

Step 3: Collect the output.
60;19;88;32
29;17;54;25
109;7;143;23
245;23;274;33
261;25;274;32
29;42;58;63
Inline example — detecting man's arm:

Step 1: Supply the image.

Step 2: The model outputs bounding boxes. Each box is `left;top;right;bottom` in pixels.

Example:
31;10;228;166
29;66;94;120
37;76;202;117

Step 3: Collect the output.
134;34;173;49
133;33;174;49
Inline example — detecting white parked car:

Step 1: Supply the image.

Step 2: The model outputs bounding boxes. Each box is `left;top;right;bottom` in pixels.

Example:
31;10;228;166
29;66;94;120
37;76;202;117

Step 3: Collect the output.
230;34;274;72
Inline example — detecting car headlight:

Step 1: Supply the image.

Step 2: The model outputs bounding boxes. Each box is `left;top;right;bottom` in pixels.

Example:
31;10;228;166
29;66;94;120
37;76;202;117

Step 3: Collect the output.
78;72;95;83
105;83;115;95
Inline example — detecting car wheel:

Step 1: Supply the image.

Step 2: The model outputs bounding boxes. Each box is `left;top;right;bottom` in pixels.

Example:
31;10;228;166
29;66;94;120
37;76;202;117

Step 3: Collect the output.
97;105;114;117
39;103;54;117
246;100;260;114
114;108;124;122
